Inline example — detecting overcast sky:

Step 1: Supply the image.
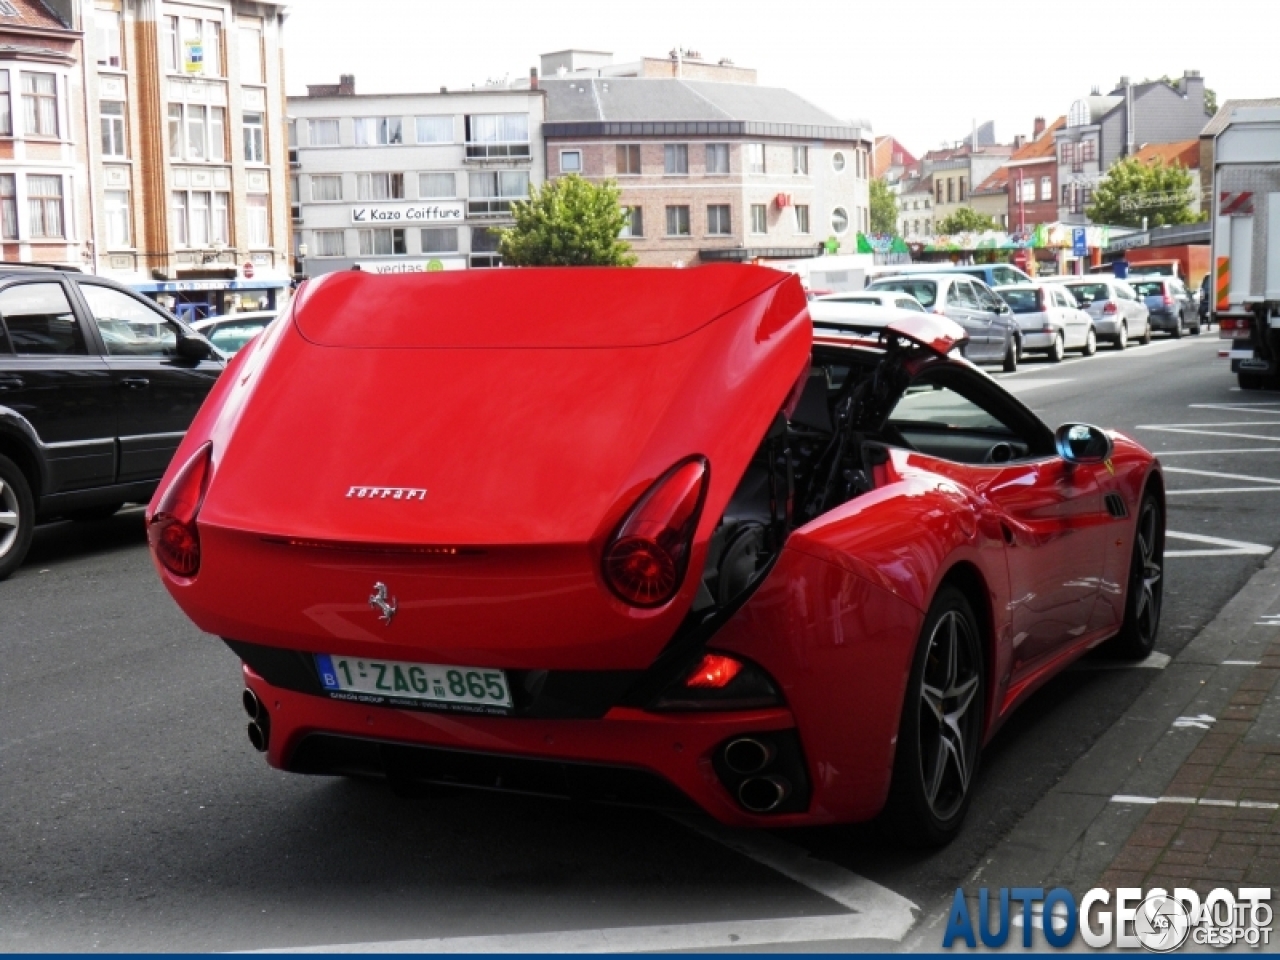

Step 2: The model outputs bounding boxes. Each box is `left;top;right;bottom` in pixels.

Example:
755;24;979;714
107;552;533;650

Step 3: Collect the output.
283;0;1274;154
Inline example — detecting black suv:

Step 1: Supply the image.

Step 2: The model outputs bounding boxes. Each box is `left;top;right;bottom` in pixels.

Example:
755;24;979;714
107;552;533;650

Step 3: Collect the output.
0;265;223;580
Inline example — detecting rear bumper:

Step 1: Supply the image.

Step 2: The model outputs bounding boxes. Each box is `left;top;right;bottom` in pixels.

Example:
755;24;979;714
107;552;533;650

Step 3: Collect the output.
244;665;839;827
1094;318;1124;337
1148;310;1179;331
1020;331;1057;350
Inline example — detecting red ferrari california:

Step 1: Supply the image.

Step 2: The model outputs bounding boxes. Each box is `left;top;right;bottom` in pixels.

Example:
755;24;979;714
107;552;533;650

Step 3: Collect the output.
148;266;1163;845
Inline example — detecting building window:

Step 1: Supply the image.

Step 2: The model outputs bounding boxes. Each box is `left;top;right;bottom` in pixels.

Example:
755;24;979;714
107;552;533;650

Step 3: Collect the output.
707;204;731;236
180;17;222;77
749;204;767;234
464;113;529;159
100;100;126;156
945;178;954;203
27;175;63;237
1059;142;1074;164
795;204;810;233
421;227;458;253
1040;175;1051;201
1080;140;1095;162
665;205;690;236
616;144;641;175
243;111;265;163
560;150;582;174
357;228;405;256
354;116;403;146
21;72;58;138
792;146;809;175
0;72;10;137
1061;184;1071;207
238;24;263;84
467;171;528;215
0;174;16;239
706;143;729;175
620;206;643;238
356;172;405;201
664;144;688;175
163;15;179;72
418;172;454;198
958;176;966;202
309;118;339;146
170;189;228;247
936;180;944;203
470;226;501;267
414;115;452;143
744;143;765;174
311;175;342;201
171;190;187;245
832;151;846;173
312;229;344;257
830;206;849;235
96;8;123;68
247;194;269;246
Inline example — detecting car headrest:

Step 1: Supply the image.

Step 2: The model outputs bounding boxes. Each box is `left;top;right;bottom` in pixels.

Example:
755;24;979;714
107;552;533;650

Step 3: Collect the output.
790;369;832;432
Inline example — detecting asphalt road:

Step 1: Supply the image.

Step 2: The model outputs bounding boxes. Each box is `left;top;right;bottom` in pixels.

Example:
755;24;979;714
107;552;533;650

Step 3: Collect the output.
1;331;1275;952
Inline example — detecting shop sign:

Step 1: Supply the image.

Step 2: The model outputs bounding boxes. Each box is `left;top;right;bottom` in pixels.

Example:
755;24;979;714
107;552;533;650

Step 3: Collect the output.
356;259;466;274
350;203;464;224
184;39;204;74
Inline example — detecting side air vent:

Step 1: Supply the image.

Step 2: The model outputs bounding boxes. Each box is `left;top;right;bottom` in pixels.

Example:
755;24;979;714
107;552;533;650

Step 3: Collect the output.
1104;493;1128;519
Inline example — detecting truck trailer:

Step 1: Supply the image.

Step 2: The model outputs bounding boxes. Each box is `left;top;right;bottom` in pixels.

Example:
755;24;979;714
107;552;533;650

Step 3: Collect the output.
1213;107;1280;389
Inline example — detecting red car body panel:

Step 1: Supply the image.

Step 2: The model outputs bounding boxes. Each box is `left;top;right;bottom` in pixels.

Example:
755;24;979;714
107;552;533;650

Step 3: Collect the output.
150;266;1161;828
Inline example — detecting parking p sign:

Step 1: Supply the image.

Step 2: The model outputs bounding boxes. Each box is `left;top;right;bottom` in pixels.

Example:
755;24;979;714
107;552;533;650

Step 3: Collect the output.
1072;227;1088;257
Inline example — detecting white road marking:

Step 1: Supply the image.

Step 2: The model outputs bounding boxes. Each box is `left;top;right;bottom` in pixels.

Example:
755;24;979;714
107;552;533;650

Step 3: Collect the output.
251;817;920;954
1163;466;1280;485
1165;531;1273;558
1256;614;1280;626
1173;714;1216;730
1157;448;1280;456
1189;401;1280;409
1073;651;1170;671
1111;795;1280;811
1140;427;1280;442
1223;660;1262;666
1142;421;1280;429
1168;486;1280;496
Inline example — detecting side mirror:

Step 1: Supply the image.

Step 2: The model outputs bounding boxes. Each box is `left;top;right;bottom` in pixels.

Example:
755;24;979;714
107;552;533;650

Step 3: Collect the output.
176;333;213;361
1055;423;1113;464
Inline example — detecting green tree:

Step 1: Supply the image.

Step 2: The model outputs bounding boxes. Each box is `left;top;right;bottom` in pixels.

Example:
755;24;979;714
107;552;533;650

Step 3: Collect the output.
936;207;999;234
497;174;637;266
869;177;898;235
1086;156;1197;228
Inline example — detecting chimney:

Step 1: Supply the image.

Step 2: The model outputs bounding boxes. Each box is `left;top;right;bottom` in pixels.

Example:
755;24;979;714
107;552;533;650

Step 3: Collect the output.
1033;116;1045;138
529;66;538;90
1013;134;1026;150
338;74;355;96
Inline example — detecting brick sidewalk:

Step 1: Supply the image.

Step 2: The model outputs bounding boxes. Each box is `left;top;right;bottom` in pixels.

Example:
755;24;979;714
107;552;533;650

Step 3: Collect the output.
1099;639;1280;894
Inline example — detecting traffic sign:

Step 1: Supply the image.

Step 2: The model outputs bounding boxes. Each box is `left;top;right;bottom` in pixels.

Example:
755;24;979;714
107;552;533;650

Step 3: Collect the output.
243;262;255;279
1071;228;1087;257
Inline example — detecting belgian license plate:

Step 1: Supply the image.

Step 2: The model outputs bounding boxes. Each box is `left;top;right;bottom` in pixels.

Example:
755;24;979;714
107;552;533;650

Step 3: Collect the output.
315;654;512;710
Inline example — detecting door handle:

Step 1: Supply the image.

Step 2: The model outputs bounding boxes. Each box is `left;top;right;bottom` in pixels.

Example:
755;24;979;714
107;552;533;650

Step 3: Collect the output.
0;376;23;391
121;377;150;389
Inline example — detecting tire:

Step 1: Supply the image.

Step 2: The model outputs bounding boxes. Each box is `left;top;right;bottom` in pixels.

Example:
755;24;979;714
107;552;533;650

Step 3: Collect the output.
886;585;985;847
1002;338;1017;373
1108;490;1164;660
62;502;124;523
1239;372;1265;390
1191;318;1201;336
1048;332;1065;363
0;453;35;582
1172;317;1183;339
1139;320;1152;345
1081;326;1097;356
1114;323;1128;351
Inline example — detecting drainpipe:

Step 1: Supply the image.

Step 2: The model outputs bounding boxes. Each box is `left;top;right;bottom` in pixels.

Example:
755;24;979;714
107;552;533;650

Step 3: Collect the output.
77;8;100;274
1126;80;1134;157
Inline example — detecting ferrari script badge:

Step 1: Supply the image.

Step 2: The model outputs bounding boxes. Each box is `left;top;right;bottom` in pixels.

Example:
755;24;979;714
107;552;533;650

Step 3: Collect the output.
369;582;397;625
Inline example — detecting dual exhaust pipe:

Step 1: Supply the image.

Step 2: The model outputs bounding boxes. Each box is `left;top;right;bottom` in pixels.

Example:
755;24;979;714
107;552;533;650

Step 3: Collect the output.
242;688;270;752
722;737;791;814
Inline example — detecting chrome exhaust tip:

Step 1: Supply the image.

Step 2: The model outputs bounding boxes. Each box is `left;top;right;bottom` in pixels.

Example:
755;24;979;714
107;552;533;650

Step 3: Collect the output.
242;688;262;721
738;775;791;814
247;720;268;752
723;737;775;775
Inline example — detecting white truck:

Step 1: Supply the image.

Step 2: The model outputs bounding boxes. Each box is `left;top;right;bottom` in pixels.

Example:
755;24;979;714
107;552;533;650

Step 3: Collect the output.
1213;107;1280;389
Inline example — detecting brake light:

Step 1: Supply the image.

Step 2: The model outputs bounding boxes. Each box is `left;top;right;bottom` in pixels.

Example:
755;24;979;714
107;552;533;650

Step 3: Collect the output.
1102;302;1118;315
148;442;212;578
1221;316;1250;332
603;457;709;608
1162;294;1174;307
683;653;744;689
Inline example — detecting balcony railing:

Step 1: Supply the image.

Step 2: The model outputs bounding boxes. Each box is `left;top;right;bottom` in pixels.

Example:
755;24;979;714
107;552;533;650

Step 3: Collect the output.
465;142;531;161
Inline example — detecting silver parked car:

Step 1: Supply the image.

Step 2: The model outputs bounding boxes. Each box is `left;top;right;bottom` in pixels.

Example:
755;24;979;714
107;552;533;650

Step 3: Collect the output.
865;273;1021;371
993;283;1096;361
1045;277;1150;350
815;291;926;312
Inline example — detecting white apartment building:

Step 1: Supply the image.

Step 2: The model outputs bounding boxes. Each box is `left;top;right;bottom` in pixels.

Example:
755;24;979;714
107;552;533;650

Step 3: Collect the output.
288;77;546;275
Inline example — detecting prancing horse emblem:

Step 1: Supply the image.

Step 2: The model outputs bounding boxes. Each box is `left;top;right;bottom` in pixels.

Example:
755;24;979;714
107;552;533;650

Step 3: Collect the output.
369;582;397;625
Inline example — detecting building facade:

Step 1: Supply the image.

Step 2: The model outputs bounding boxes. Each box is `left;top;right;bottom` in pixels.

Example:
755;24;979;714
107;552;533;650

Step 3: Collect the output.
0;1;88;268
289;78;546;275
896;172;933;239
540;58;871;268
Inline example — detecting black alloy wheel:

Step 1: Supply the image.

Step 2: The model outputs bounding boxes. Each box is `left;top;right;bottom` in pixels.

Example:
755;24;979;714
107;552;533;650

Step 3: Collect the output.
886;585;985;847
1109;491;1164;659
0;453;34;582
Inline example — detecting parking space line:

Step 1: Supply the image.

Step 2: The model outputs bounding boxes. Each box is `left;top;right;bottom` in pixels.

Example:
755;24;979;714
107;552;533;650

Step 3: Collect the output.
1165;532;1273;558
1157;448;1280;456
1168;486;1280;496
1142;421;1280;429
1111;795;1280;811
252;818;920;954
1073;651;1171;671
1163;466;1280;485
1140;427;1280;442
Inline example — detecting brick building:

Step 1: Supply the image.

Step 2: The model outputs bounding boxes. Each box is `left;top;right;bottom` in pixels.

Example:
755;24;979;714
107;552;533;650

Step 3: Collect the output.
76;0;291;319
540;51;872;267
0;0;88;267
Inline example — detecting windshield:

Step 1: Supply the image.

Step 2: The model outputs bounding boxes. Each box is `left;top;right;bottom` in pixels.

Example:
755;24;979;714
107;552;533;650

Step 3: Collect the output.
867;279;937;308
998;288;1044;314
1131;281;1165;298
1063;282;1109;306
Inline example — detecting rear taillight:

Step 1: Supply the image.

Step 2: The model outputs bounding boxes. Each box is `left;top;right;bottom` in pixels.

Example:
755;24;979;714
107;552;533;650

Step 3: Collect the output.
603;457;709;608
1221;316;1251;333
1102;302;1118;315
1036;289;1046;311
148;442;212;579
1162;294;1174;307
684;653;744;689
